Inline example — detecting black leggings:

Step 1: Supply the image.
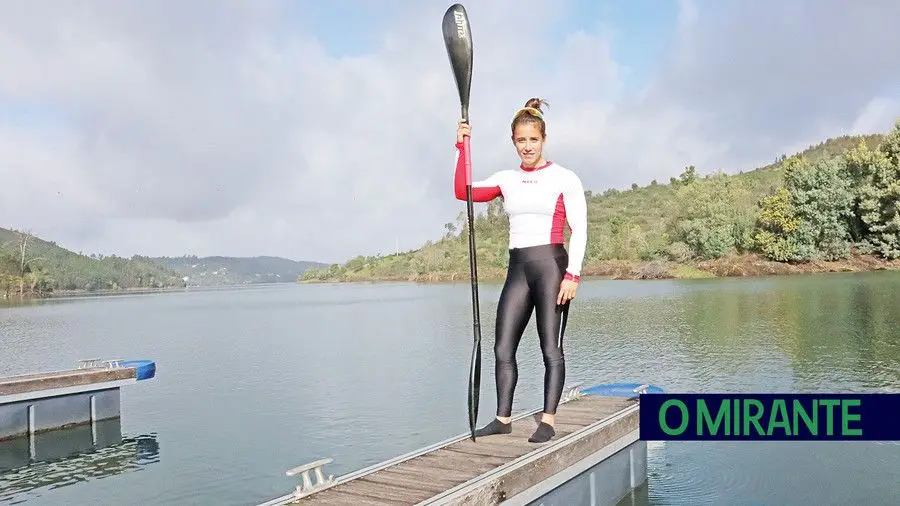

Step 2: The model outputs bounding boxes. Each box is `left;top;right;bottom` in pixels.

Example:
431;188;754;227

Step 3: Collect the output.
494;243;570;417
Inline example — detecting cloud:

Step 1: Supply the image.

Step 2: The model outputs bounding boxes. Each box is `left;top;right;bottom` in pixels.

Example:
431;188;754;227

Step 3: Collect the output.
0;0;898;263
644;0;900;165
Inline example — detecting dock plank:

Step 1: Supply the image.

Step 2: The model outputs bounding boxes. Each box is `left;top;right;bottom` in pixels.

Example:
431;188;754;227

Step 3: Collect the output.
350;478;433;503
313;488;397;505
289;395;638;506
369;468;461;493
546;422;585;435
445;443;529;460
556;411;608;426
0;368;136;396
409;448;508;476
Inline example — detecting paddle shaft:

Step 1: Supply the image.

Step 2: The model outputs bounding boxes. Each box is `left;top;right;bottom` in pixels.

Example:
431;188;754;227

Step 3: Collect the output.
462;133;482;440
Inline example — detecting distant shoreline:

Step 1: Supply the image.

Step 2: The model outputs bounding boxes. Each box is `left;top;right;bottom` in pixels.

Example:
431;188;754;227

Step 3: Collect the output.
47;286;188;298
5;253;897;301
23;282;294;301
298;253;900;284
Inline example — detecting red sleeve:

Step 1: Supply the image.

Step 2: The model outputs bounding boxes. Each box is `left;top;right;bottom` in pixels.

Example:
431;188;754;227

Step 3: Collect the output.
454;141;501;202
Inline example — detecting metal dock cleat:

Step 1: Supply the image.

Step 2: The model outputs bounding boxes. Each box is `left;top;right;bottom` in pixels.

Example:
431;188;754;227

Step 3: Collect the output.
560;382;584;403
285;458;335;499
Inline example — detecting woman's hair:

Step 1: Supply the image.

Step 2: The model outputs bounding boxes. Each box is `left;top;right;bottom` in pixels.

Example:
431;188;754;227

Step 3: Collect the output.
511;97;550;138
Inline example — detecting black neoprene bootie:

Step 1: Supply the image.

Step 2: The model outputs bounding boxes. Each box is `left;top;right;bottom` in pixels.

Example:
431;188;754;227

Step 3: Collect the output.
474;418;512;437
528;422;555;443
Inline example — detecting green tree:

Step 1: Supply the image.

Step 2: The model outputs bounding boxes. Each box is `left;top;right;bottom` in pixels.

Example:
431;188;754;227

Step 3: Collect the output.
669;172;752;259
844;121;900;258
679;165;698;185
753;186;802;261
753;156;854;261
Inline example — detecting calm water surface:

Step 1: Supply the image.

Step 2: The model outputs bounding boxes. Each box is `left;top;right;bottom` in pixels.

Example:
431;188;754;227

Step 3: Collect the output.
1;272;898;505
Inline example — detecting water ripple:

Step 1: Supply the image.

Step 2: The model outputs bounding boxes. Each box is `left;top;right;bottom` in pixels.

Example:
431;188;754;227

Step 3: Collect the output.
1;273;898;505
0;433;159;504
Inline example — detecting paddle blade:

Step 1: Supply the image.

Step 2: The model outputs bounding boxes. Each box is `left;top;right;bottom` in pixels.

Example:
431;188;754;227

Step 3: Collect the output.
468;338;481;440
442;3;473;122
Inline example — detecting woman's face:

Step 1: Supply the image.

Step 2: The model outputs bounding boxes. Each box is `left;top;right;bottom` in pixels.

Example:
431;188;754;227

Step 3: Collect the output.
512;122;545;167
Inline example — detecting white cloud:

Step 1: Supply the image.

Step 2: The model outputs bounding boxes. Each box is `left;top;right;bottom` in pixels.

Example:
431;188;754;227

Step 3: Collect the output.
0;0;898;263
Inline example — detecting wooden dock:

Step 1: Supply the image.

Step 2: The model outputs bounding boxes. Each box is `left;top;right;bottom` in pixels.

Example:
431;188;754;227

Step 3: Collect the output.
1;359;155;442
261;385;646;506
0;366;136;397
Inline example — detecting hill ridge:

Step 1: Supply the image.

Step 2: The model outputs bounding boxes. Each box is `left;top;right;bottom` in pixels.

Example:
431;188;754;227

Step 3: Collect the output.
0;228;328;297
149;255;328;287
299;126;899;282
0;227;186;297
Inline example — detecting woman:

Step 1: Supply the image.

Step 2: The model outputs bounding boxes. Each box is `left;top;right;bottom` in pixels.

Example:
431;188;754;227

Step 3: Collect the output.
452;97;588;443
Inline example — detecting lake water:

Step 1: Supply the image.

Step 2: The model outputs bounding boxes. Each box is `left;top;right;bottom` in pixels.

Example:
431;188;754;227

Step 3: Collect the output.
1;272;899;505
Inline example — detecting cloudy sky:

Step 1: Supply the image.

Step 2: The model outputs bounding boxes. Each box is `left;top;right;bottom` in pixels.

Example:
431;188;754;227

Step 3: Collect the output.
1;0;898;264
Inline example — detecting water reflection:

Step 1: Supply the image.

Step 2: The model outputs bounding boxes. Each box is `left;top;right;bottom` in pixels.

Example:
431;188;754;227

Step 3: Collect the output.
665;273;900;393
602;273;900;506
0;419;159;503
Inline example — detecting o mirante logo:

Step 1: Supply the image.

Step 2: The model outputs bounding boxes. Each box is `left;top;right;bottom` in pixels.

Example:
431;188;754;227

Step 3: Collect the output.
639;393;899;441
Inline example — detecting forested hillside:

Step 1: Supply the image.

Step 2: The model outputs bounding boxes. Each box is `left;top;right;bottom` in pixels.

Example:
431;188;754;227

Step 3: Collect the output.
0;229;185;299
300;121;900;283
151;255;327;286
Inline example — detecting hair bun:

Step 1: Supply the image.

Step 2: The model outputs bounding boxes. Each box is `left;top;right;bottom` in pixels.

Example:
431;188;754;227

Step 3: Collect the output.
524;97;549;114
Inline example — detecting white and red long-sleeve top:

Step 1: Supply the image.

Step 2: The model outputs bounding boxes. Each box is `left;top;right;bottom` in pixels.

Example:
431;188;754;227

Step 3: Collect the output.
453;141;588;282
